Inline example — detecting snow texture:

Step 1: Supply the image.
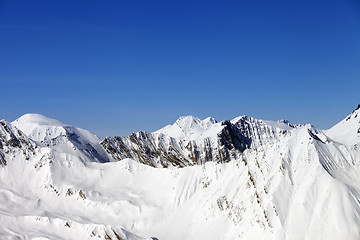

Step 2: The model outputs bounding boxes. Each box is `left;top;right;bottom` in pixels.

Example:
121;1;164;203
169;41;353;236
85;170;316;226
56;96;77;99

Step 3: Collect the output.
1;106;360;240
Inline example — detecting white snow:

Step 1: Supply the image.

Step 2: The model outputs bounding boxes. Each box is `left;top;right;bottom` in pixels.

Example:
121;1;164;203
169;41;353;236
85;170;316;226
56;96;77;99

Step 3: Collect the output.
326;106;360;146
12;113;100;144
1;109;360;240
155;115;223;142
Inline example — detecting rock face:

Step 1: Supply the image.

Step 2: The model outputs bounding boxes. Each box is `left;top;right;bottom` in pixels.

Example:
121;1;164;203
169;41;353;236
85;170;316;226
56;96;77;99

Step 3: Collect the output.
0;120;35;166
100;115;296;167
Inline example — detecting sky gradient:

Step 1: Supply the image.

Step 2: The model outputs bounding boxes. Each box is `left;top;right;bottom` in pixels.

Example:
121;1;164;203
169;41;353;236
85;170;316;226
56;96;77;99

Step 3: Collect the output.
1;0;360;137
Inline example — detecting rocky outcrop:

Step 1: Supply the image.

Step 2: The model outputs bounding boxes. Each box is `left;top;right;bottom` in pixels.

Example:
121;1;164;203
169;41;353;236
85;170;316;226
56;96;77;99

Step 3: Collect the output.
100;116;293;167
0;120;35;166
101;132;190;167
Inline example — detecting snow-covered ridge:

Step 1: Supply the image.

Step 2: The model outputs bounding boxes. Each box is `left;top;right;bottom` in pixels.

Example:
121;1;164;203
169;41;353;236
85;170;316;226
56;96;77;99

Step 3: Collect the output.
101;115;303;167
12;113;99;143
326;104;360;146
155;115;220;141
1;106;360;240
12;114;110;163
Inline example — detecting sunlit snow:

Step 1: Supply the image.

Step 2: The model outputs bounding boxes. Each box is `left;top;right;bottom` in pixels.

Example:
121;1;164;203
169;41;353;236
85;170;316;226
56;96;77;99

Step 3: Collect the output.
1;107;360;239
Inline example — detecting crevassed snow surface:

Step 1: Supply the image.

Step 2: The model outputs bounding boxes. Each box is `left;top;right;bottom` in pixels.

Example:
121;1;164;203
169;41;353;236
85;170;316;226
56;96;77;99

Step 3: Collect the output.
1;109;360;240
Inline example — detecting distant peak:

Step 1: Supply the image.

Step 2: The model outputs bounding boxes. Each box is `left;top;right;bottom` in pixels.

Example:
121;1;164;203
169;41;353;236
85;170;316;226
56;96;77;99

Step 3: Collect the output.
231;115;252;124
278;119;297;128
13;113;66;127
174;115;218;129
154;115;219;139
278;119;290;124
203;117;217;124
175;115;201;124
345;104;360;121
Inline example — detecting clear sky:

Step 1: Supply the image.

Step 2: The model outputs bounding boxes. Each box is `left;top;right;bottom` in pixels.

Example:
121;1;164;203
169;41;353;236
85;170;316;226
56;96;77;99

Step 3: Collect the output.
1;0;359;137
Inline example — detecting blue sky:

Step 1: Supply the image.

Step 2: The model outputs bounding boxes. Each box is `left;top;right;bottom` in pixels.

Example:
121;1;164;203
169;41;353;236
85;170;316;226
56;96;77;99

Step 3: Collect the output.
1;0;359;137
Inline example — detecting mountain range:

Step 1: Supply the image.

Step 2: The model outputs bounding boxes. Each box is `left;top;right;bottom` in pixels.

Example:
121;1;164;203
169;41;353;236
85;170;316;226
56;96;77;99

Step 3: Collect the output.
1;105;360;240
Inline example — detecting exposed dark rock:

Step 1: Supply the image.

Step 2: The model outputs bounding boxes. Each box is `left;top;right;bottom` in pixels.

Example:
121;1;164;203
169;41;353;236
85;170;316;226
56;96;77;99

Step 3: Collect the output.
100;117;266;168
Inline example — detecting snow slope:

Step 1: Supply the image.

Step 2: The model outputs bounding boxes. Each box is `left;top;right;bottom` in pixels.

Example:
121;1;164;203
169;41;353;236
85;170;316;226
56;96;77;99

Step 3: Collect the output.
1;107;360;240
326;104;360;146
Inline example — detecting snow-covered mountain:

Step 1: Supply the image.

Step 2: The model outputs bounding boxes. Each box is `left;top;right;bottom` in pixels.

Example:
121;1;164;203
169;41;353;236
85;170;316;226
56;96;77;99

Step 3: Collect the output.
100;115;297;167
12;114;110;164
0;107;360;240
326;104;360;146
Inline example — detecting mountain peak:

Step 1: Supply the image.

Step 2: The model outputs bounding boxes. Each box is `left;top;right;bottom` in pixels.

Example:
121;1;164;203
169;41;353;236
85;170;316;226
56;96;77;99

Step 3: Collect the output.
341;104;360;122
13;113;66;127
203;117;217;124
230;115;252;124
12;114;69;142
154;115;220;140
277;119;298;128
175;115;202;127
174;115;218;133
355;104;360;111
326;105;360;145
351;104;360;115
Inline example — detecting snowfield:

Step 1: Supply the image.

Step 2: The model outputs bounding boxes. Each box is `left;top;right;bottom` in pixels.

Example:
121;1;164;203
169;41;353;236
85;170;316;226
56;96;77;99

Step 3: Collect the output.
1;106;360;240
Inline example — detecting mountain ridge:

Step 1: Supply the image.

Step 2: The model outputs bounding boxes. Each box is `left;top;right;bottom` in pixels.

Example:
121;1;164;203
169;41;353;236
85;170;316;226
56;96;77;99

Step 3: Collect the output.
0;106;359;240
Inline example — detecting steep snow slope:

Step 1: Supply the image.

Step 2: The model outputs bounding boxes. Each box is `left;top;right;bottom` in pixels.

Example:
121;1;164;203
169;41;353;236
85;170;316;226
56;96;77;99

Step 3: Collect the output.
320;105;360;205
1;108;360;240
326;104;360;146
